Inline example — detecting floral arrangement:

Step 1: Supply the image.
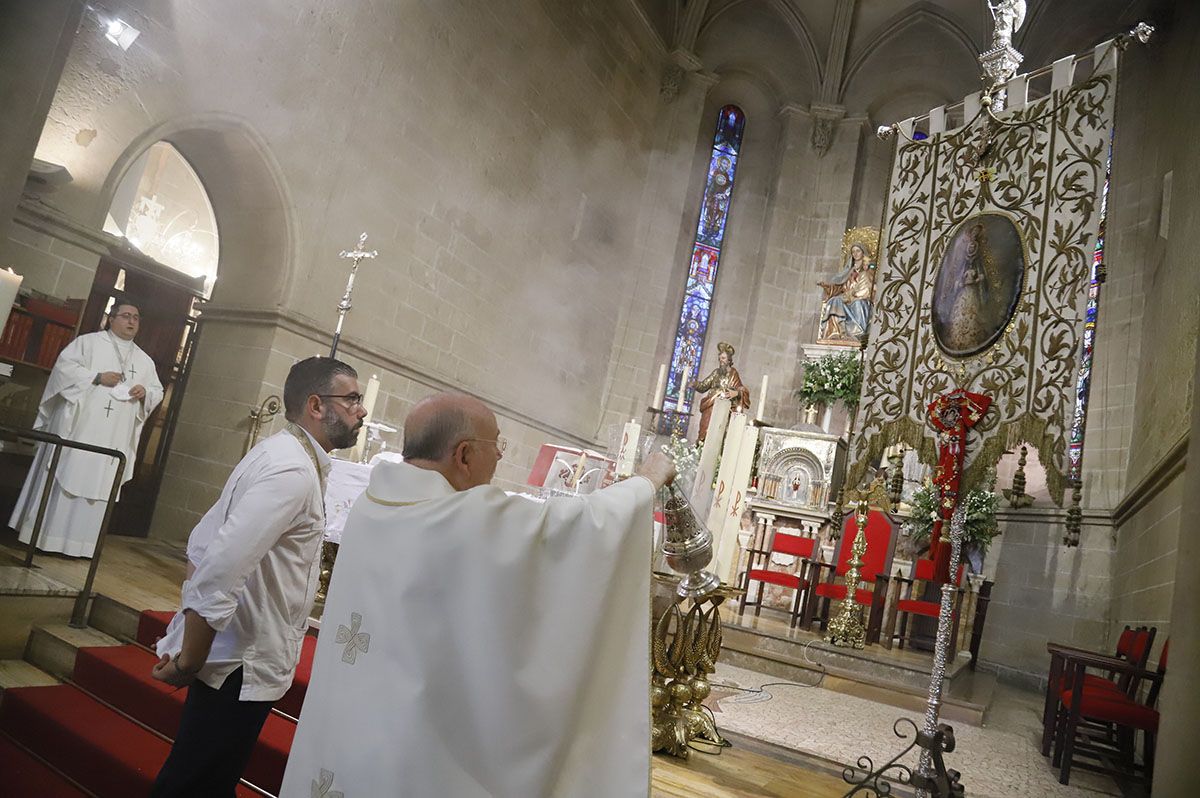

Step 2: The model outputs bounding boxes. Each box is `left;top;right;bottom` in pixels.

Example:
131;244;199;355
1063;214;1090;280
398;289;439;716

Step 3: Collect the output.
661;435;699;481
905;484;1001;557
795;351;863;409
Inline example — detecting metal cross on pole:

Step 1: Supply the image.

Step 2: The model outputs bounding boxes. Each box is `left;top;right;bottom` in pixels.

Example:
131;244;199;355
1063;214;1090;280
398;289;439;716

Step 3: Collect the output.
330;232;378;358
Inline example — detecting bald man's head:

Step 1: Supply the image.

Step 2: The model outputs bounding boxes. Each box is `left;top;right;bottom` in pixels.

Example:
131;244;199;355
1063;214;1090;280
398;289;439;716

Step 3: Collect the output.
402;393;502;490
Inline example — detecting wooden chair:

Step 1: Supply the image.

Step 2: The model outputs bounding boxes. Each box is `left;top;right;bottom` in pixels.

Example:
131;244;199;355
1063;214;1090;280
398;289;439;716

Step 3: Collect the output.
799;508;897;644
881;539;965;653
1053;640;1169;786
1041;626;1155;757
738;532;816;627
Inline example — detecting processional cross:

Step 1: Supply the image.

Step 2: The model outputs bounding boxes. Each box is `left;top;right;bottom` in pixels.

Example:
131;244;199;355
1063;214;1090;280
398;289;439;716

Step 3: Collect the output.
329;232;378;358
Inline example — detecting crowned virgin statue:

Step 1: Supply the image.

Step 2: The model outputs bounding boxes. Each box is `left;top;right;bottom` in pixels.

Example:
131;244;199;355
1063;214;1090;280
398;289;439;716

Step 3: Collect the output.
818;228;879;345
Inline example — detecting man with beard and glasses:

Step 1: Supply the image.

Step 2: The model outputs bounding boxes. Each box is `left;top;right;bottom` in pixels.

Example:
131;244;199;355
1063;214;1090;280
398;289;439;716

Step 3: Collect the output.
149;356;365;796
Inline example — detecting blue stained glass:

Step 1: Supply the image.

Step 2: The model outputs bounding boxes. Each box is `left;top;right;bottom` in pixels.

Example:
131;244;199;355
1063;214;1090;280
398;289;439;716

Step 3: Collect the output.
1067;140;1111;483
659;105;745;434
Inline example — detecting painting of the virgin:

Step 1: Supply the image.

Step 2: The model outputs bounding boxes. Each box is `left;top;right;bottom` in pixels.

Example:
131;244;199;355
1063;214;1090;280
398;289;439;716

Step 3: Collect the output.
932;214;1025;357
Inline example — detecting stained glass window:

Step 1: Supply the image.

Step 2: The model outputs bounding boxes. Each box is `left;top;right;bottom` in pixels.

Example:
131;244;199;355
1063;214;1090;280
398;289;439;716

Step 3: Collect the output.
659;105;745;434
1067;142;1111;482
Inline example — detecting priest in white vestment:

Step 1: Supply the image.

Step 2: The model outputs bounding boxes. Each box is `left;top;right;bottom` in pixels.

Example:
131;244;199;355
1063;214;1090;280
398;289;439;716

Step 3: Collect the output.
281;393;676;798
9;301;163;557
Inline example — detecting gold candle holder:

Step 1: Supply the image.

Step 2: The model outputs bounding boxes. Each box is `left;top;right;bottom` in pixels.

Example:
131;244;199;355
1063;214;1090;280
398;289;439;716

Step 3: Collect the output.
826;500;869;649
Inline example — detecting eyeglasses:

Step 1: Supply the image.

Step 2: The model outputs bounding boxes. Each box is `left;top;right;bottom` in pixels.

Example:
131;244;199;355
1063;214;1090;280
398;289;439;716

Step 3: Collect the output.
463;435;507;454
112;313;140;321
317;393;365;409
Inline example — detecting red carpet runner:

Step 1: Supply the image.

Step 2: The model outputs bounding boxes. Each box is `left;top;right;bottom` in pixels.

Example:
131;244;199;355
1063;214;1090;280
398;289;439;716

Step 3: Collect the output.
0;609;318;797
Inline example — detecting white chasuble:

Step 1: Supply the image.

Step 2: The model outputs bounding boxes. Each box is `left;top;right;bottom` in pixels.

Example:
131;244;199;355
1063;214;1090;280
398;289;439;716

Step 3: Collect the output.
11;331;162;556
281;461;655;798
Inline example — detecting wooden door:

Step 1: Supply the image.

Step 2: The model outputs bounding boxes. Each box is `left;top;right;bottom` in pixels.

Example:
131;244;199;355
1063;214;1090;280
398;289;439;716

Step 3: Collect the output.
82;257;204;538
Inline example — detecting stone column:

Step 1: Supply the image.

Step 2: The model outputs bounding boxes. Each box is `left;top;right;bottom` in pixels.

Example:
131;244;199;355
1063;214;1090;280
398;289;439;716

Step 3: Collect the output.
0;0;82;242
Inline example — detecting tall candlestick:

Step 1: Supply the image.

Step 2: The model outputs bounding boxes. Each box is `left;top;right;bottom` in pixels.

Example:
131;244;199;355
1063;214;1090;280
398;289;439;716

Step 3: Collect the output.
756;374;769;421
650;364;667;411
615;419;641;477
0;268;23;341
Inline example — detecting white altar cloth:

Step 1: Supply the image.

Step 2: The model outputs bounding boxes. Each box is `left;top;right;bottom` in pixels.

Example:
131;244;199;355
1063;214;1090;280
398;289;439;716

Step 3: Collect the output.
324;458;373;544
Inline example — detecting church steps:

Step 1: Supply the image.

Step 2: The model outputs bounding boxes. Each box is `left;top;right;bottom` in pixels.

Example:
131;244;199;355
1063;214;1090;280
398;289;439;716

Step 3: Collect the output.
719;624;995;726
0;603;296;797
0;657;59;695
24;623;122;682
0;683;262;798
86;593;145;642
0;732;94;797
71;643;296;794
0;564;80;658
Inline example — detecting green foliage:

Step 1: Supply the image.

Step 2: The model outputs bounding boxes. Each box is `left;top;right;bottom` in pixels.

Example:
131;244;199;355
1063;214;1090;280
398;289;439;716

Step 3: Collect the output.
905;484;1001;556
796;351;864;409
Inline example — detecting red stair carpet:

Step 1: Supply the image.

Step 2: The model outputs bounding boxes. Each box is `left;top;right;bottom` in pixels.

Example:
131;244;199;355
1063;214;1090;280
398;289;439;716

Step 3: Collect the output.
0;733;90;797
0;608;318;797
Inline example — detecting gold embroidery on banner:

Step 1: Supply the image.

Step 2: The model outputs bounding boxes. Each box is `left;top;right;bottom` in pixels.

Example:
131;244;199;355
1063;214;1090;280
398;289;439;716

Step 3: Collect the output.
850;70;1115;505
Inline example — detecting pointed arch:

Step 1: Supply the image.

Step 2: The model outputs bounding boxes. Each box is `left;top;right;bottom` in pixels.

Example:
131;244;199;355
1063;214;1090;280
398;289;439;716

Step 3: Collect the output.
100;113;295;309
841;3;980;101
699;0;822;96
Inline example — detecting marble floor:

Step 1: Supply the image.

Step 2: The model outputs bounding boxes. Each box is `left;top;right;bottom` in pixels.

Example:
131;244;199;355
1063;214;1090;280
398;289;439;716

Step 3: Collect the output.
1;532;1138;797
706;662;1131;798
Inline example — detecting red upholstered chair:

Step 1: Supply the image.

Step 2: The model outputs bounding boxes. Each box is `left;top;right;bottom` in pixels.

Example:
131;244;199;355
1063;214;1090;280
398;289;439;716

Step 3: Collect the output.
799;508;897;643
881;540;965;653
1053;640;1169;786
1041;626;1156;757
738;532;816;627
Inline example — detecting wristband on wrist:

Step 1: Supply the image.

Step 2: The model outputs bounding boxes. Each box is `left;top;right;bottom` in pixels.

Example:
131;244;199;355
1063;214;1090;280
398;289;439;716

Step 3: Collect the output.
93;373;101;385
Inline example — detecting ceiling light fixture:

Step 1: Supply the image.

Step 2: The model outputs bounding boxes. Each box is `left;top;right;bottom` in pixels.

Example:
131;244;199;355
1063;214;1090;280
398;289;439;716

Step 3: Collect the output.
104;18;140;50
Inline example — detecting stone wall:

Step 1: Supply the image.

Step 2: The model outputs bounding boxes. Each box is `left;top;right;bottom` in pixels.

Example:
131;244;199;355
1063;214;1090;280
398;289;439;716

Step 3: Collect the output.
978;510;1114;688
11;0;678;537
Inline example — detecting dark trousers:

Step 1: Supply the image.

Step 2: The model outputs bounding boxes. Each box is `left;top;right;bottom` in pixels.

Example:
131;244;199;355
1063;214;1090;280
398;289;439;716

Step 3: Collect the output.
151;667;273;798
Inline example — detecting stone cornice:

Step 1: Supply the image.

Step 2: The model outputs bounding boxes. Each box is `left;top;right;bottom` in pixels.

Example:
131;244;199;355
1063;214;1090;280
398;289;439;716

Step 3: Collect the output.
1113;433;1190;528
197;304;600;450
989;432;1190;533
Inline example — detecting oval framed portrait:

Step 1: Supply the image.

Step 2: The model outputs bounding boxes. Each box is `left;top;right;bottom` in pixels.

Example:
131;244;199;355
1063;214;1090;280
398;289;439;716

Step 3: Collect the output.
931;213;1026;358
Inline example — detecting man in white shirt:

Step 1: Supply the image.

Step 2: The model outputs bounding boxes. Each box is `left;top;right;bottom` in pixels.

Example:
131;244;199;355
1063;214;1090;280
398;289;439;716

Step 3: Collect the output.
150;356;366;797
10;300;163;557
280;394;674;798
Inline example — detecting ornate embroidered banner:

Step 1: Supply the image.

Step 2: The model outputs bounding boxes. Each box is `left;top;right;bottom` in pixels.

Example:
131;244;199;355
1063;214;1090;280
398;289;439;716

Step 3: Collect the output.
849;62;1117;505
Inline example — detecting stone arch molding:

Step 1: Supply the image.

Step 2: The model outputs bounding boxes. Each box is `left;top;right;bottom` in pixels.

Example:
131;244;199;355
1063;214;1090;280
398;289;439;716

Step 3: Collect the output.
699;0;822;99
840;3;980;102
99;113;295;308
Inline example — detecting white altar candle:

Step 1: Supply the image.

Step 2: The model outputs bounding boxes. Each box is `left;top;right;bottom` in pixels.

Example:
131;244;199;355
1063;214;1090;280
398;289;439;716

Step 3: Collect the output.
692;396;730;507
615;418;641;477
756;374;769;421
350;373;382;460
650;364;667;411
715;423;761;583
706;411;747;533
572;449;589;487
0;268;23;341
